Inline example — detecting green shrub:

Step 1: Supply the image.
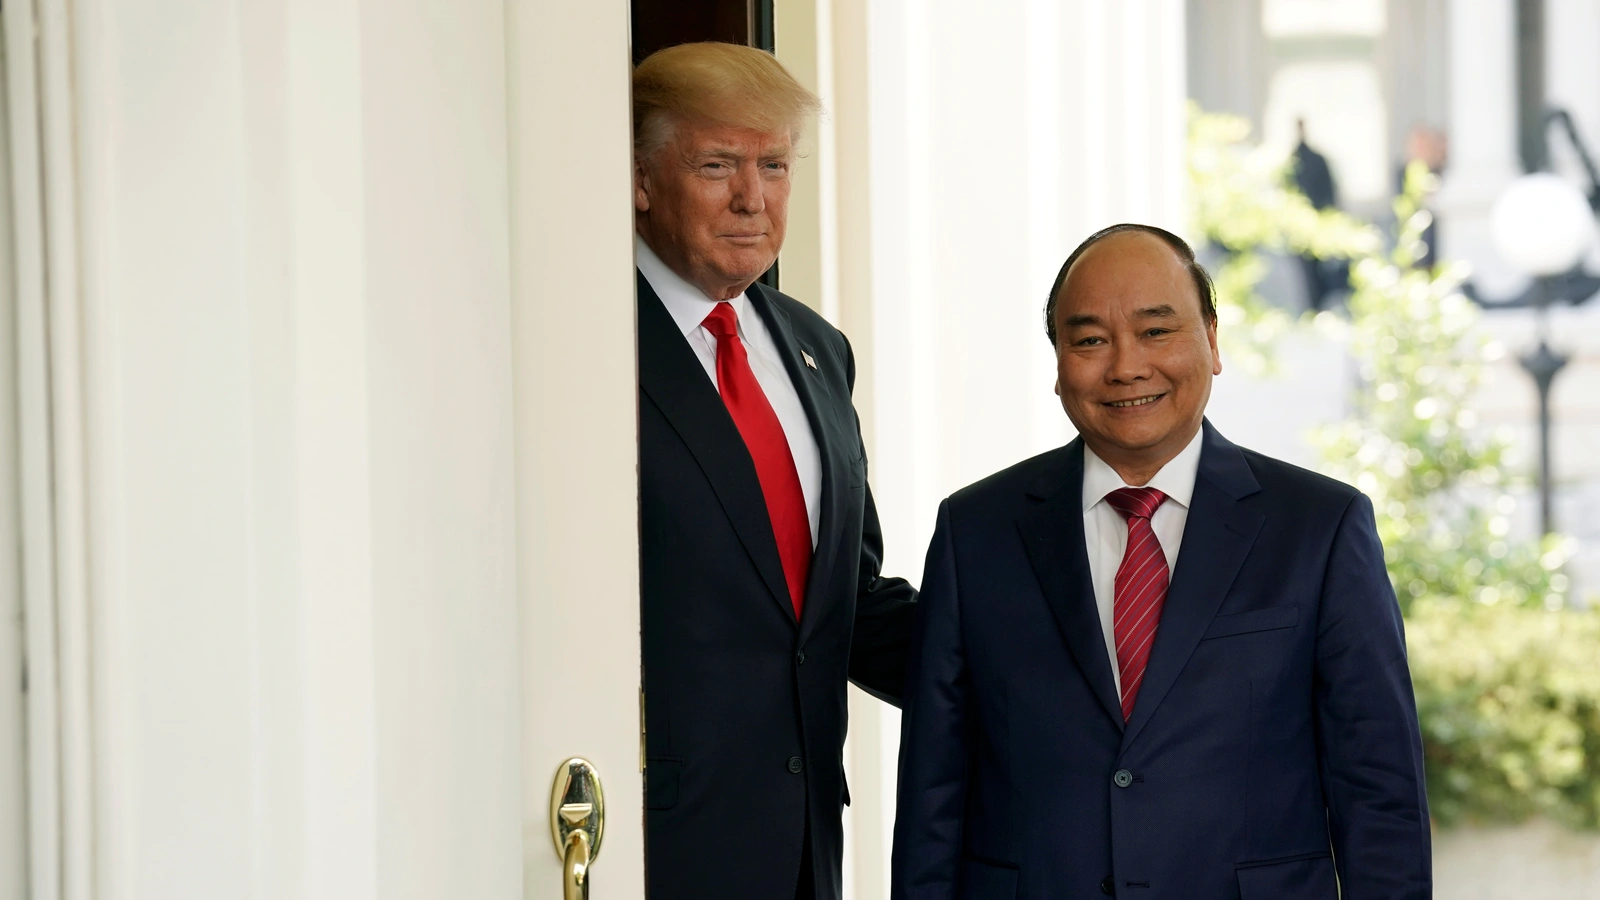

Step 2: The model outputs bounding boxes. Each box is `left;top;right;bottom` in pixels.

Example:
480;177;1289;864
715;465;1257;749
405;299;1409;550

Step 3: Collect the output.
1408;598;1600;827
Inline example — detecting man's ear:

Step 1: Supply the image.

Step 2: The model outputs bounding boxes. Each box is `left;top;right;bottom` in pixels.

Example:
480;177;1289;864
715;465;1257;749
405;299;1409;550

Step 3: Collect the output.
1207;320;1223;376
633;155;651;213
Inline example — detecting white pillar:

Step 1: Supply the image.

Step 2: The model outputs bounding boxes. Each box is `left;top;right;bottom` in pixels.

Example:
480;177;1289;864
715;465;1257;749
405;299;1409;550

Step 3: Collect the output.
1185;0;1266;130
1434;0;1525;295
1544;0;1600;190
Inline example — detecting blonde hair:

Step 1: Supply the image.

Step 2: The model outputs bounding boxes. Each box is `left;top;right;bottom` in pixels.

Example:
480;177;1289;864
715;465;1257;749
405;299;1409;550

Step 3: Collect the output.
633;42;822;164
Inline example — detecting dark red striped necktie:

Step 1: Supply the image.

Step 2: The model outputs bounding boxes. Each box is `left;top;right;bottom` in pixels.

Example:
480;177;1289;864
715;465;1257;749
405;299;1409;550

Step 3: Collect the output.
702;302;811;619
1106;487;1169;720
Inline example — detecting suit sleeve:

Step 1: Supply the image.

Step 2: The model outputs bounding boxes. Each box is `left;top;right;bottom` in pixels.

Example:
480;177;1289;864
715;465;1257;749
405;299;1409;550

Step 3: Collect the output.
890;500;968;900
841;335;919;705
1314;493;1432;898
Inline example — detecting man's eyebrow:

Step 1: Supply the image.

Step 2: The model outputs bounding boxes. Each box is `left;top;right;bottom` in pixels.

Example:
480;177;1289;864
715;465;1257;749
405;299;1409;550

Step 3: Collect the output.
1062;304;1180;329
1134;304;1179;318
692;147;745;161
690;146;793;162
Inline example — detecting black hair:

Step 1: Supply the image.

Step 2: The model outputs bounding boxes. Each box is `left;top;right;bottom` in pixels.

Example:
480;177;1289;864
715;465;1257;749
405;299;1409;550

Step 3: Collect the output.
1043;223;1217;347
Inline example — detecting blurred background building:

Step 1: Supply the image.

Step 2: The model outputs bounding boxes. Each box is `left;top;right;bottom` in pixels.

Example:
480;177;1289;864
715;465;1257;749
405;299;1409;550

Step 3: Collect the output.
1190;0;1600;602
0;0;1596;898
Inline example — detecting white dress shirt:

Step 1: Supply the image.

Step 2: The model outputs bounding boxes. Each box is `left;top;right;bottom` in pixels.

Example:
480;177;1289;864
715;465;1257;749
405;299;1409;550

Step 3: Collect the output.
1082;428;1204;693
636;235;822;546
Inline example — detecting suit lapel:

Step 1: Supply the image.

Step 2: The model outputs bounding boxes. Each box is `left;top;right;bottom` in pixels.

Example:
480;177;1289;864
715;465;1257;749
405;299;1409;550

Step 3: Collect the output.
746;284;847;642
1120;421;1265;751
1017;441;1125;730
636;272;794;624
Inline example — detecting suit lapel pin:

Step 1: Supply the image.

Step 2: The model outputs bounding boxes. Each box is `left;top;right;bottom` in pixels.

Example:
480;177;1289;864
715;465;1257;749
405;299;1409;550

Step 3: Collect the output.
802;350;817;370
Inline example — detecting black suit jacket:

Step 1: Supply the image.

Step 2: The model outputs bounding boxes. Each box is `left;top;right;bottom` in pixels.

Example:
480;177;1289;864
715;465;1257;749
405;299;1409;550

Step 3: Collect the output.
639;271;917;900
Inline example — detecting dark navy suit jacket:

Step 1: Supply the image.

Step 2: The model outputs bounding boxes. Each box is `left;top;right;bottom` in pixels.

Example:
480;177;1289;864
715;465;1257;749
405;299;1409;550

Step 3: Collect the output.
891;422;1430;900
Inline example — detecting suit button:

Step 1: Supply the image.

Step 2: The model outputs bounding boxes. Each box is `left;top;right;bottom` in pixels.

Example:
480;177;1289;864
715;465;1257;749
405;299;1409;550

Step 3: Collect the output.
1113;768;1133;788
1100;876;1116;895
787;756;804;774
796;649;807;665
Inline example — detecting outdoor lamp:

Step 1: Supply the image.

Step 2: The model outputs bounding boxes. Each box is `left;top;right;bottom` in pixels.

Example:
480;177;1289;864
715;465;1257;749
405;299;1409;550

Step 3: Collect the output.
1491;172;1595;277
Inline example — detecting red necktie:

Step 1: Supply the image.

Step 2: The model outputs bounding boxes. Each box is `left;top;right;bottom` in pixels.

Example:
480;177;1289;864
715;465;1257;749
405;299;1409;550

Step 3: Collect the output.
702;303;811;619
1107;487;1169;721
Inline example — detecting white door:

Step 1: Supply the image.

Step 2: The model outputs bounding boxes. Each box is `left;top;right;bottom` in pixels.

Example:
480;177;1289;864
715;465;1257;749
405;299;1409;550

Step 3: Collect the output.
0;1;645;898
509;3;646;899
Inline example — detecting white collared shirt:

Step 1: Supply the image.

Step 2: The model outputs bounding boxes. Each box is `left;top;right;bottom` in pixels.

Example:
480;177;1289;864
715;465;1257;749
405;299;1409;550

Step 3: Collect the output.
636;235;821;546
1082;428;1204;693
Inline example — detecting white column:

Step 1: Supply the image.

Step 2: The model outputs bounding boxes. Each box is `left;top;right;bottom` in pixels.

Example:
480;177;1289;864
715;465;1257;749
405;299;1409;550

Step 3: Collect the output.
1544;0;1600;189
21;2;525;898
1434;0;1524;295
1185;0;1266;130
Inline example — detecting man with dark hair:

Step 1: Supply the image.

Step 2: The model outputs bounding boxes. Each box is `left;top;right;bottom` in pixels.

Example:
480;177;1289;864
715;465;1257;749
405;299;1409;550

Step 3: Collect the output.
892;224;1430;899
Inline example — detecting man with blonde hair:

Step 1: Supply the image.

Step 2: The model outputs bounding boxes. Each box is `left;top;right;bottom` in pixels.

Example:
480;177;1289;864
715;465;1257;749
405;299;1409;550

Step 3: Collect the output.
633;42;917;900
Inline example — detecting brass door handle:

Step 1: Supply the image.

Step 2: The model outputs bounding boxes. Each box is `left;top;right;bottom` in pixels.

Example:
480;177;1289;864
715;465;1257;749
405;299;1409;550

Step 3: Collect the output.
551;759;604;900
560;826;591;900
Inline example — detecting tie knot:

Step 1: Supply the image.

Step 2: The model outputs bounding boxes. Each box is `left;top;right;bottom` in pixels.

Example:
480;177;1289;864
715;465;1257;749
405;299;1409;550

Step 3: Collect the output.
1106;486;1167;521
702;302;738;339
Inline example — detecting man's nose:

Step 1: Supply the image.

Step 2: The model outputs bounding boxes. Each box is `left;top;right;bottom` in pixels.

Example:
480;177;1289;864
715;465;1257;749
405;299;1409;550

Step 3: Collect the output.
1107;340;1151;382
729;165;765;214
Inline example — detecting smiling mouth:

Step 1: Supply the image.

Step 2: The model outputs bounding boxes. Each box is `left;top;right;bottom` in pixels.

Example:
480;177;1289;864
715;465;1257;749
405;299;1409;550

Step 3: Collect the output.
1104;394;1164;408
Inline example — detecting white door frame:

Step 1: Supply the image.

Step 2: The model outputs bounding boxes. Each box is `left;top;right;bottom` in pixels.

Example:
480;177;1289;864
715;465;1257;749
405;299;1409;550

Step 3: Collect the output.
0;11;33;899
4;0;94;895
4;1;646;898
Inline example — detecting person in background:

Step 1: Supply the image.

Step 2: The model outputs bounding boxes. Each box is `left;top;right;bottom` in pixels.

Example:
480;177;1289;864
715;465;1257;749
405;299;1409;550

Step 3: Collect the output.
1291;117;1343;310
1399;123;1449;269
632;41;917;900
892;224;1430;899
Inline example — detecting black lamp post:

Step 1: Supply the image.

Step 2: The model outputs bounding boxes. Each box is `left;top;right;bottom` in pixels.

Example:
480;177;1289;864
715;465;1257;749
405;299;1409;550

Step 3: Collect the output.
1461;108;1600;536
1520;281;1569;537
